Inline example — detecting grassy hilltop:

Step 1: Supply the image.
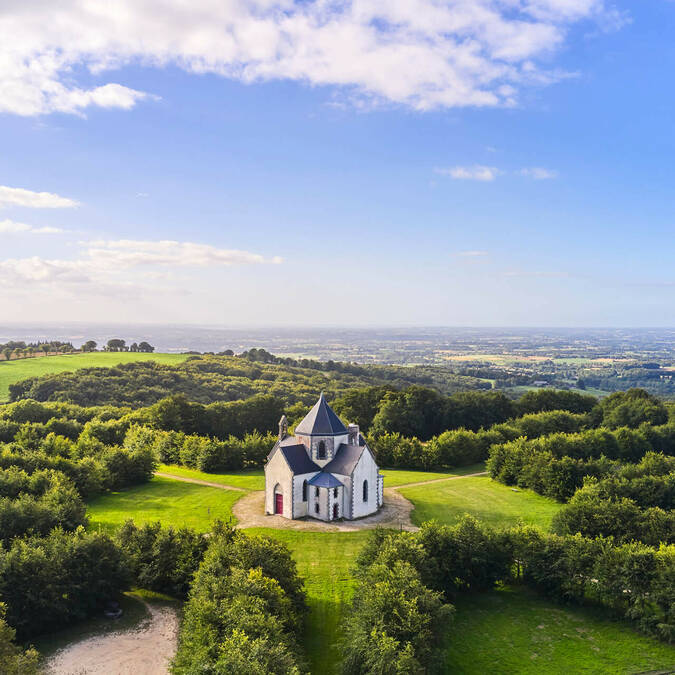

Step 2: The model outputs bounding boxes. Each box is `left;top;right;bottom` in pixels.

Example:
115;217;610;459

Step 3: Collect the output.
0;352;189;401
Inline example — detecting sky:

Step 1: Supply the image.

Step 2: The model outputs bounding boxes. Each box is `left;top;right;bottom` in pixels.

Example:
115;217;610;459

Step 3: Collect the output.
0;0;673;327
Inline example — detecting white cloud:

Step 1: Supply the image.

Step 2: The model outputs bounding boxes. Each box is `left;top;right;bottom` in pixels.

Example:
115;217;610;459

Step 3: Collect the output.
0;186;79;209
0;219;63;234
0;239;282;292
520;167;558;179
437;165;501;181
0;1;622;116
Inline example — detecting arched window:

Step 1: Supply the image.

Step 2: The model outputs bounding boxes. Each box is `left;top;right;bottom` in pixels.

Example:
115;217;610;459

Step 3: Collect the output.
302;480;308;502
318;440;326;459
363;480;368;502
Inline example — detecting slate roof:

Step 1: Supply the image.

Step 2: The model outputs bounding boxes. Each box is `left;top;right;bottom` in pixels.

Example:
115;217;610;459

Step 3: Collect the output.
279;442;321;475
323;443;365;476
308;472;344;488
294;393;348;436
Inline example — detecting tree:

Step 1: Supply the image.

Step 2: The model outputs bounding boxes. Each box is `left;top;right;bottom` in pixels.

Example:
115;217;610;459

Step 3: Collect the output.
138;341;155;353
81;340;97;352
129;342;139;352
2;348;11;362
106;339;126;352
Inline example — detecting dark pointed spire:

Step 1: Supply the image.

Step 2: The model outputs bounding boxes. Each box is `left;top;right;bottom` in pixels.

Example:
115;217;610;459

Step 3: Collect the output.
294;393;347;436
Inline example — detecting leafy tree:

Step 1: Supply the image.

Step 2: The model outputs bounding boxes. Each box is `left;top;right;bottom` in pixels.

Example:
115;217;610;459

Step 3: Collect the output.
106;338;126;352
138;341;155;353
81;340;97;352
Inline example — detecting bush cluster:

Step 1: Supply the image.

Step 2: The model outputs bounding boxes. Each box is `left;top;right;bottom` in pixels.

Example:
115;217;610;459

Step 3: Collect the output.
368;409;591;470
0;528;130;639
344;516;675;674
172;525;306;674
116;520;208;597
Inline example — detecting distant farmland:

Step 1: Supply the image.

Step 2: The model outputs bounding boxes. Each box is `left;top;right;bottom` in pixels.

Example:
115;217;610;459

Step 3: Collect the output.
0;352;189;401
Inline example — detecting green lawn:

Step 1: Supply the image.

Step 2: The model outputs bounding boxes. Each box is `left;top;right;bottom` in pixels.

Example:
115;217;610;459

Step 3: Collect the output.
401;475;561;529
381;462;485;488
87;476;240;533
251;529;370;675
0;352;189;401
157;464;265;490
445;585;675;674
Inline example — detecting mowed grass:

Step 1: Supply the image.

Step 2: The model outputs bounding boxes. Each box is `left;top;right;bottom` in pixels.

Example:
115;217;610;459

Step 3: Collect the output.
158;463;265;490
0;352;189;401
401;475;561;529
445;585;675;674
381;462;485;487
251;528;370;675
87;476;240;534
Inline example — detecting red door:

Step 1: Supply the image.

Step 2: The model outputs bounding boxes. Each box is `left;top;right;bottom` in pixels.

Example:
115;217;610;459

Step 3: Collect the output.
275;493;283;515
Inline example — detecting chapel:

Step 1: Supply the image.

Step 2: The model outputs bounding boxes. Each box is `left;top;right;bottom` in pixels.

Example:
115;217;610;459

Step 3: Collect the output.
264;393;383;521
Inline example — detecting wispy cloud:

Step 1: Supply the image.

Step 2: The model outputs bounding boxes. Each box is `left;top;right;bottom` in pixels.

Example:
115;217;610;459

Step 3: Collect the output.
0;219;63;234
0;1;624;116
0;239;283;293
519;167;559;180
436;166;501;181
0;186;79;209
436;166;559;182
456;250;489;257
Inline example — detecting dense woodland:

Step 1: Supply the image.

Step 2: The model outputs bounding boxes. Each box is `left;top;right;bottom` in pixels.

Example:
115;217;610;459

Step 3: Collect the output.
0;353;673;672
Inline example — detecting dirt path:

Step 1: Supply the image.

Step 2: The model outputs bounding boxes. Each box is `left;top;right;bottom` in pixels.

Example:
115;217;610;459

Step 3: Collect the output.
155;471;246;492
44;601;179;675
395;470;487;489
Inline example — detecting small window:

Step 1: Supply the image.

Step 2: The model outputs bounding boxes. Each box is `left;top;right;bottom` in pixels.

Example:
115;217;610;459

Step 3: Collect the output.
363;480;368;502
318;440;326;459
315;487;319;498
333;487;338;498
315;503;319;514
302;480;308;502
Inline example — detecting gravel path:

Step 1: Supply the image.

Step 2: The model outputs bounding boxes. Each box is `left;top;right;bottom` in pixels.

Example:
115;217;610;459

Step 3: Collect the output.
44;601;179;675
232;488;418;532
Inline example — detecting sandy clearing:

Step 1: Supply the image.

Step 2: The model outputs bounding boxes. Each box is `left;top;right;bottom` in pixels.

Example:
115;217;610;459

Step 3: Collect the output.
44;601;179;675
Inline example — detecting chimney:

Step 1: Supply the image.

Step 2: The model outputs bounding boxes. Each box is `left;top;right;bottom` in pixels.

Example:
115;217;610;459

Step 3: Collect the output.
348;423;359;445
278;415;288;441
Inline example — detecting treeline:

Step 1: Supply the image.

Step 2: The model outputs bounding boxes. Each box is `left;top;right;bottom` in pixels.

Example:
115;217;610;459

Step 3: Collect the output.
8;354;488;407
343;518;675;672
1;340;75;360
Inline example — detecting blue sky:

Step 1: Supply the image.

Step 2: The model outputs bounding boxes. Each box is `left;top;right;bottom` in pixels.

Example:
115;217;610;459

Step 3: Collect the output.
0;1;673;326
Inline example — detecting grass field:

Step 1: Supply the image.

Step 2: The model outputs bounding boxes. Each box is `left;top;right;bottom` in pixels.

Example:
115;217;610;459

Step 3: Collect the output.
401;475;561;529
251;529;370;675
87;476;240;533
381;462;485;487
0;352;189;401
81;474;675;674
444;585;675;674
158;464;265;490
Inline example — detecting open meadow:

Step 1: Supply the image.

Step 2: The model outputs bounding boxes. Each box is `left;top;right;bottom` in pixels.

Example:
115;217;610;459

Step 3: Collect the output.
400;475;562;529
81;469;675;674
0;352;189;401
